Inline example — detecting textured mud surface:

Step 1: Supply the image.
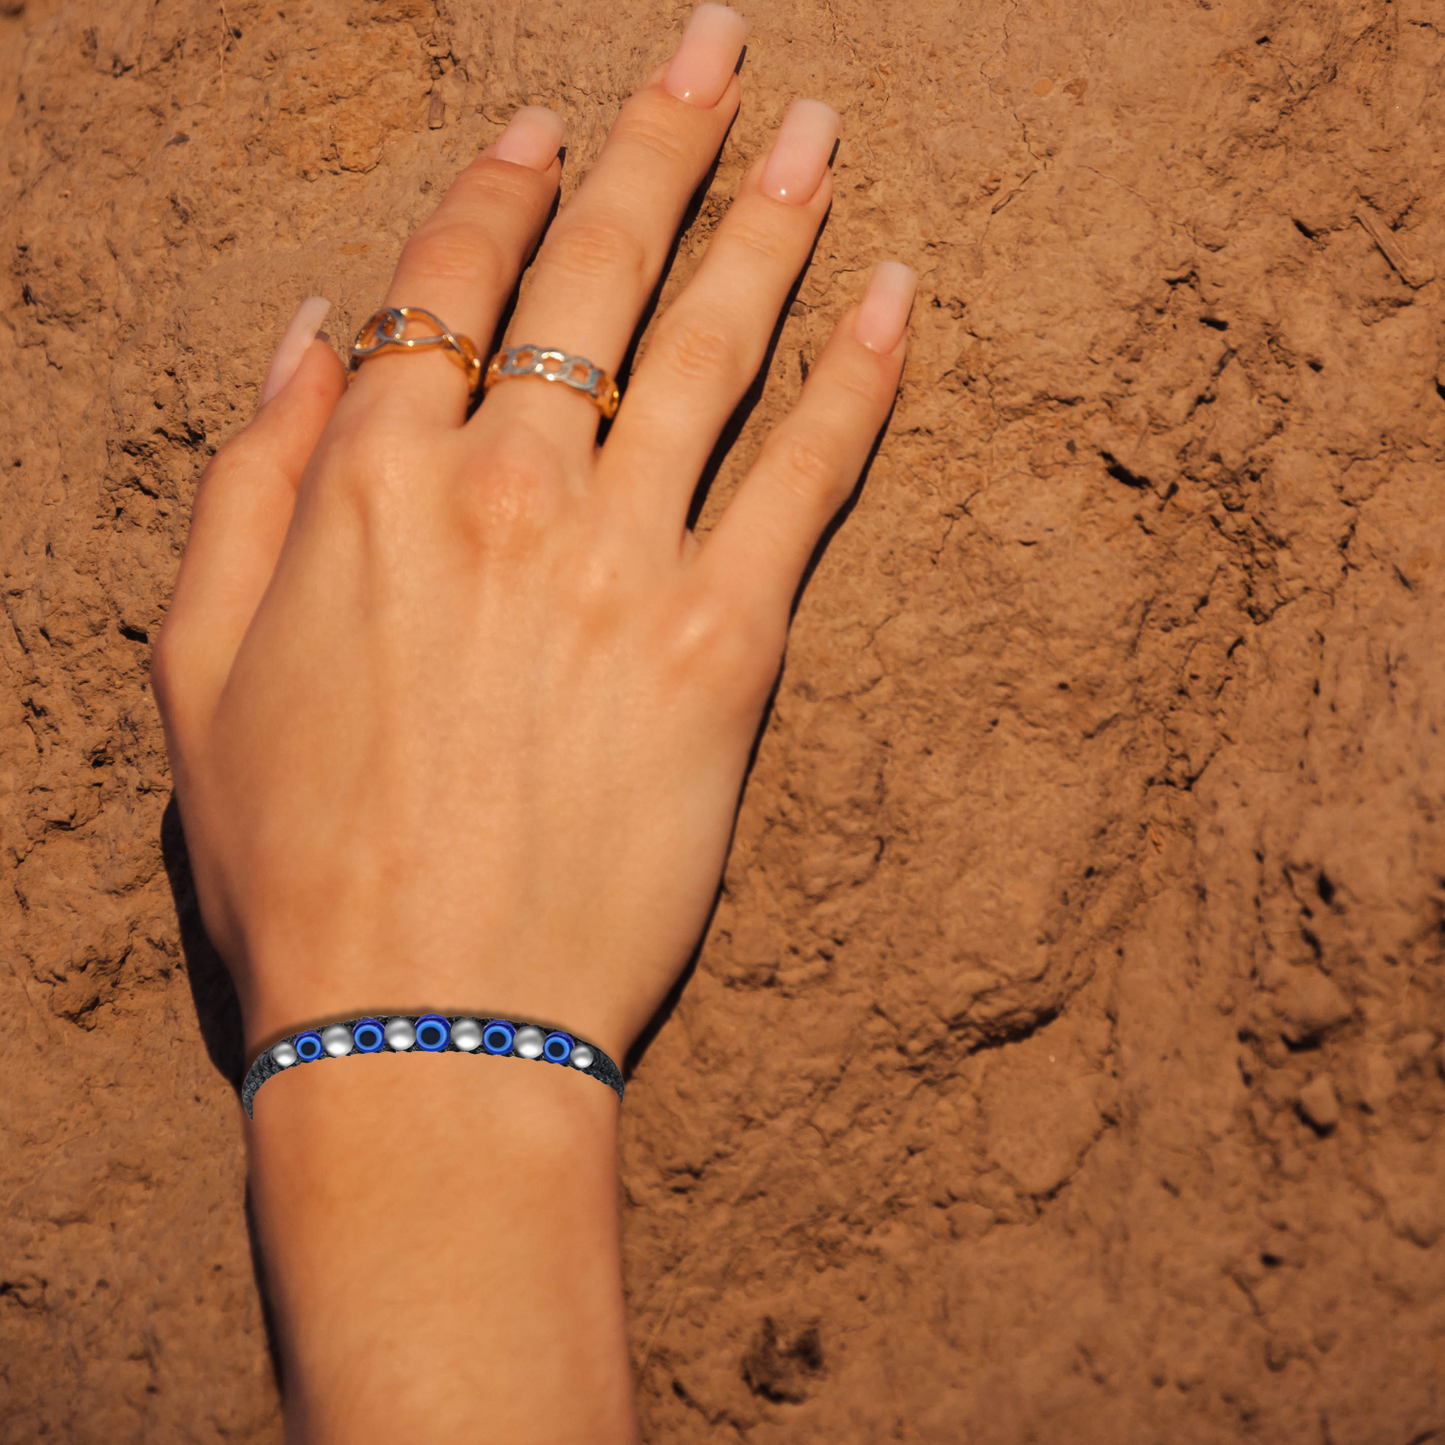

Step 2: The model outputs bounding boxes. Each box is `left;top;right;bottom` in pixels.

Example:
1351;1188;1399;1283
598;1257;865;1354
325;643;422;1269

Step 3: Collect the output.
3;0;1445;1439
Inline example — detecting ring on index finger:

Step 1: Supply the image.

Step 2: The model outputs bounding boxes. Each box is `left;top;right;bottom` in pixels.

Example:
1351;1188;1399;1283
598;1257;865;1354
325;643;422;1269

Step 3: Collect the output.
348;306;484;395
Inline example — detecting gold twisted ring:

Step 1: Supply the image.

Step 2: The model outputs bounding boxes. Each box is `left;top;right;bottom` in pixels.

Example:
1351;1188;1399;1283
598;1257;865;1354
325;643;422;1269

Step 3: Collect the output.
483;344;621;420
347;307;483;395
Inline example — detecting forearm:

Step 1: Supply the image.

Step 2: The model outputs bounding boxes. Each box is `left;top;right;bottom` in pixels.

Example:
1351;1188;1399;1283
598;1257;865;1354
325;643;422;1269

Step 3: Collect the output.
247;1053;638;1444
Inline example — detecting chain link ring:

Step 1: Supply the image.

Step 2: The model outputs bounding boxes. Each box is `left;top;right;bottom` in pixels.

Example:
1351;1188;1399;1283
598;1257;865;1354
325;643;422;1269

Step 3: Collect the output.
482;344;621;419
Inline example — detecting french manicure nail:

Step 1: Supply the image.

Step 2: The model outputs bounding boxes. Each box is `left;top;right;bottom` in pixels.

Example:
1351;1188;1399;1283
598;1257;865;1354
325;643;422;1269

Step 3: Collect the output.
852;262;917;355
260;296;331;405
760;98;839;204
490;105;566;169
663;3;748;108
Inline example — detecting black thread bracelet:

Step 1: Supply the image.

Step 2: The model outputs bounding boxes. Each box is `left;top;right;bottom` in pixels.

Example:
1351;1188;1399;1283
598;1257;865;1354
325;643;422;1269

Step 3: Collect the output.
240;1014;624;1118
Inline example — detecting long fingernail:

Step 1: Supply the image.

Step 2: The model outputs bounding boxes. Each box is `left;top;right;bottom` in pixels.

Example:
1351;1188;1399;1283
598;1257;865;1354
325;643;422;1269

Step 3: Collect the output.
490;105;565;169
760;98;839;204
261;296;331;405
852;262;917;355
663;3;748;108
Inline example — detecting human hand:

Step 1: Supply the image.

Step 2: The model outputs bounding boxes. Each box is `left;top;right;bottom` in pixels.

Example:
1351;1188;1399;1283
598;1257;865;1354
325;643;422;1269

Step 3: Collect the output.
153;3;914;1073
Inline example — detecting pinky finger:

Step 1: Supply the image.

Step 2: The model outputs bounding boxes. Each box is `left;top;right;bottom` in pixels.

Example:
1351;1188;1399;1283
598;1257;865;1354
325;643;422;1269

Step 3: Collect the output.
699;261;916;626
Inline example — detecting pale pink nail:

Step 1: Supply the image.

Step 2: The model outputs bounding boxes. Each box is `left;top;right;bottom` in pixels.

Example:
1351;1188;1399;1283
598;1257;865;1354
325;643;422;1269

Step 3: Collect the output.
663;3;748;108
760;98;839;204
852;262;917;355
490;105;565;169
260;296;331;405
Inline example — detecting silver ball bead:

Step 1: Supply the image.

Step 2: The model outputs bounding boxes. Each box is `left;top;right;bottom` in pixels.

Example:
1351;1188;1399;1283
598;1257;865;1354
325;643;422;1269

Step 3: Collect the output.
450;1018;483;1052
385;1017;416;1051
513;1025;545;1059
322;1024;353;1057
270;1040;298;1069
569;1044;595;1071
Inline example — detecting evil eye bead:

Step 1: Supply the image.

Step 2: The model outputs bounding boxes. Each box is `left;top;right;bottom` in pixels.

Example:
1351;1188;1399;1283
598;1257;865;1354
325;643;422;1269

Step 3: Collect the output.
294;1032;324;1063
514;1025;545;1059
351;1019;385;1053
415;1015;450;1051
542;1032;574;1064
482;1021;516;1055
321;1024;353;1057
270;1040;298;1069
384;1017;416;1051
570;1044;595;1071
451;1018;483;1052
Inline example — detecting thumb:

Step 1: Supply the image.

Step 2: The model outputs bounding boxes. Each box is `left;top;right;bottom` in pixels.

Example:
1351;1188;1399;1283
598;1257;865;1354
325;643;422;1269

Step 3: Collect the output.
153;299;347;757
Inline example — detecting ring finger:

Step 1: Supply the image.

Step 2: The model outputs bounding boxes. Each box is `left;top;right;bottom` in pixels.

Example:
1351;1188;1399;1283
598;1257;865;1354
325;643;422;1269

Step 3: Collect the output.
597;97;839;541
474;4;749;461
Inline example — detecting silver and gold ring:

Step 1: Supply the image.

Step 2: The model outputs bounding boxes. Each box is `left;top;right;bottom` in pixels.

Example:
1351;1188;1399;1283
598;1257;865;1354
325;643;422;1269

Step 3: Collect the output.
348;306;483;394
483;344;621;419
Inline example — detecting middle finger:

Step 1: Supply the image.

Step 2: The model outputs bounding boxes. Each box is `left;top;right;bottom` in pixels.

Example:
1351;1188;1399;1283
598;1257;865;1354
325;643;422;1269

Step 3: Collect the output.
474;4;749;461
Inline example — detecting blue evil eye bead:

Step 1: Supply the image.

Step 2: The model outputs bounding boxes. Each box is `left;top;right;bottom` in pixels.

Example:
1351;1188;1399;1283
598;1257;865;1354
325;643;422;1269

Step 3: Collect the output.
351;1019;385;1053
384;1017;416;1051
270;1040;298;1069
542;1032;574;1064
321;1024;353;1057
569;1044;595;1071
482;1021;516;1055
450;1018;483;1052
294;1032;324;1063
415;1015;450;1051
513;1025;545;1059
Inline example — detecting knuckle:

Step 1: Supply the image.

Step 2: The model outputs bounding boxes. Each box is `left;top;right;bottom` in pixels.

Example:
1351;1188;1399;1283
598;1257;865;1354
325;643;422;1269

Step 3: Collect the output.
542;215;648;289
310;419;414;519
454;435;565;554
653;314;743;388
563;544;629;621
771;431;844;503
721;209;802;267
457;159;541;211
399;222;506;291
667;593;779;707
322;423;393;495
830;353;888;408
617;93;696;167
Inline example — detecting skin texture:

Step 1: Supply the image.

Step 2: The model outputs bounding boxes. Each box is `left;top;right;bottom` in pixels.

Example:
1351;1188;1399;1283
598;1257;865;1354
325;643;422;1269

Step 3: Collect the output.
149;4;912;1438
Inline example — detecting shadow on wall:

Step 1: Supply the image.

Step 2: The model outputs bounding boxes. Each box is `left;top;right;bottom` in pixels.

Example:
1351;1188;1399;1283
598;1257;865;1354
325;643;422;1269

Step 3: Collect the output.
159;794;288;1396
158;795;247;1091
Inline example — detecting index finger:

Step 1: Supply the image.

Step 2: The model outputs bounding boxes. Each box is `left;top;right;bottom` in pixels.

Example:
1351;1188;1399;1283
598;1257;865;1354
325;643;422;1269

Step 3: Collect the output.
339;107;566;431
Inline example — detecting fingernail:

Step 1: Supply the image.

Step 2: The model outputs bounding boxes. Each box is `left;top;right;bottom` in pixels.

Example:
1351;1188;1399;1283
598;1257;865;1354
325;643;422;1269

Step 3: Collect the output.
490;105;565;169
852;262;917;355
760;98;839;204
260;296;331;405
663;3;748;108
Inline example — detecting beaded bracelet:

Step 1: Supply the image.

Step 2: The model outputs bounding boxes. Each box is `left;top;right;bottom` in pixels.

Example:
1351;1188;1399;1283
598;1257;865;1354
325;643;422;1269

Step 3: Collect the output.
240;1014;624;1118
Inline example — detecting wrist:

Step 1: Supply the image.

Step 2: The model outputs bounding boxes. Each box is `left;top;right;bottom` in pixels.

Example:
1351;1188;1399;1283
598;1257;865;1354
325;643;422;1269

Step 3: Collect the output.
248;1053;637;1443
237;958;639;1070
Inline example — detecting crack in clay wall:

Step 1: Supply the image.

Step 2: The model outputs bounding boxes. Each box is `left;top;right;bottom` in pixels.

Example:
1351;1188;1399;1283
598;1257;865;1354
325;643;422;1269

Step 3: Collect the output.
2;0;1443;1439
